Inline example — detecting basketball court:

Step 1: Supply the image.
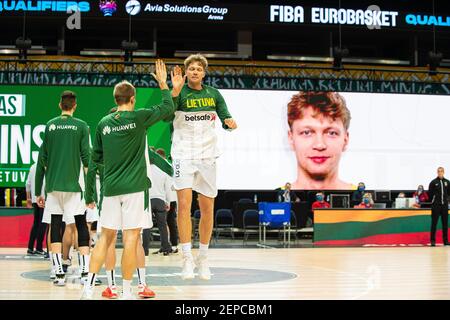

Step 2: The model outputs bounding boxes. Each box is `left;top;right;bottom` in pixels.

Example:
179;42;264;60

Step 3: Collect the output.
1;246;449;300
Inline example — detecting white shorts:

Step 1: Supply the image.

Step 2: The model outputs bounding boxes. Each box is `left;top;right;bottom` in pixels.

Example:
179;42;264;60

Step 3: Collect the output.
43;191;85;224
97;213;150;234
42;207;75;224
100;191;148;230
86;207;99;223
173;158;217;198
141;208;153;229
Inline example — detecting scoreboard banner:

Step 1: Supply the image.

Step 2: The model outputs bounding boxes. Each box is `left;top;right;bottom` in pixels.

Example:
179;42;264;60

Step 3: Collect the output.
0;1;448;30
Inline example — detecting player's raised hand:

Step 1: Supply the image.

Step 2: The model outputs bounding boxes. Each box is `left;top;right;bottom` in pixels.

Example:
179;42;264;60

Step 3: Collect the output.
171;65;186;97
224;118;237;130
151;59;169;89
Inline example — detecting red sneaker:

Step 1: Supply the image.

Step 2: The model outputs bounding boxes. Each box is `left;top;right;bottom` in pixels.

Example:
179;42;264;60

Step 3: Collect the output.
138;285;156;298
102;286;118;299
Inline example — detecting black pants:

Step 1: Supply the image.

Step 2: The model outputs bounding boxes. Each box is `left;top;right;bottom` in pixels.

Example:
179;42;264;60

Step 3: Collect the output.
167;201;179;247
431;204;448;243
142;228;151;255
152;198;172;252
27;203;47;251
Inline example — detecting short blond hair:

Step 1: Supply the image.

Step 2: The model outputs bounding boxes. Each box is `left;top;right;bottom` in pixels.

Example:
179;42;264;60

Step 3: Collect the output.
113;80;135;105
184;54;208;70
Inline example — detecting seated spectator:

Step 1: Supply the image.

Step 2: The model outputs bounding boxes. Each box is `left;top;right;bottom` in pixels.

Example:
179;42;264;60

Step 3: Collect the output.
397;192;406;198
413;185;429;203
354;193;374;208
311;192;331;209
352;182;366;203
277;182;300;203
409;185;428;209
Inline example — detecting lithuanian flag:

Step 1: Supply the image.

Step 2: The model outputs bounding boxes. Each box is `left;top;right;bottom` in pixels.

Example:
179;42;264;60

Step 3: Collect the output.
314;209;449;246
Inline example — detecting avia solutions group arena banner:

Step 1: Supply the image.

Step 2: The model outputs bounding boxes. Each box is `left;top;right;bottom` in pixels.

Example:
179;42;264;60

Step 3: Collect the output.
0;0;449;30
0;85;171;187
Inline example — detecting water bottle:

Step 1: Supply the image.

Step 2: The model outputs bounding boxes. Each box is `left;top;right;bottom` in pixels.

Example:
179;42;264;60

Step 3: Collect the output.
5;188;10;207
254;194;258;203
12;188;17;207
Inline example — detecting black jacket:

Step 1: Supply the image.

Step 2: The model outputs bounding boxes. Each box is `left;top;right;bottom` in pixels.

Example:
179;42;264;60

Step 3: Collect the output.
428;177;450;205
352;190;364;203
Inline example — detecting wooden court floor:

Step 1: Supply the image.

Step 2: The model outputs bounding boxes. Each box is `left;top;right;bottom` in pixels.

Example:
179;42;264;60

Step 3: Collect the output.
0;246;449;300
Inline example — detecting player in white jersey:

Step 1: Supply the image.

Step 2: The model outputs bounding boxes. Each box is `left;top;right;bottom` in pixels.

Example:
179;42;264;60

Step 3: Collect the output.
166;54;237;280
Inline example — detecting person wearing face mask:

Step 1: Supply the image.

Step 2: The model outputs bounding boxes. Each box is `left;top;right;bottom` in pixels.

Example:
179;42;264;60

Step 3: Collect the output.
311;192;331;209
413;185;429;204
354;193;374;209
351;182;366;203
428;167;450;246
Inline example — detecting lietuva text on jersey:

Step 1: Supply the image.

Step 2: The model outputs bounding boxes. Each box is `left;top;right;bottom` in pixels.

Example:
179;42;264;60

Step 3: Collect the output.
167;85;232;160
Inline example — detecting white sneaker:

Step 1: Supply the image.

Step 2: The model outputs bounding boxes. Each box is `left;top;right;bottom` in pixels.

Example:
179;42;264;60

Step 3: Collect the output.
196;255;211;280
53;273;66;286
80;272;88;285
181;254;195;280
120;290;135;300
80;286;94;300
50;268;56;280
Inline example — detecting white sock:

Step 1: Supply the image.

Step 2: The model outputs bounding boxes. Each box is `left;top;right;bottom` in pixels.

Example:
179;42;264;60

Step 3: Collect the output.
106;269;116;287
85;273;96;290
80;254;90;274
49;252;54;270
199;243;209;257
53;253;63;274
181;243;192;257
137;268;146;286
123;279;132;295
92;233;98;245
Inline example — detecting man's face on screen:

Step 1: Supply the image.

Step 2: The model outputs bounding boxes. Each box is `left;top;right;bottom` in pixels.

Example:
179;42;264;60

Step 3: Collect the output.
186;62;205;86
288;107;349;180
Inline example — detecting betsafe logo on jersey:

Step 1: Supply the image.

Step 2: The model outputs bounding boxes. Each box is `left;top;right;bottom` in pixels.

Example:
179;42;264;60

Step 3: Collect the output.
184;113;216;122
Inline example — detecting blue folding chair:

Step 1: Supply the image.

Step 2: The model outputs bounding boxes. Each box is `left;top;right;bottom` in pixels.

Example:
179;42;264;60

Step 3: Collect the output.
242;209;260;245
258;202;291;247
214;209;234;242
